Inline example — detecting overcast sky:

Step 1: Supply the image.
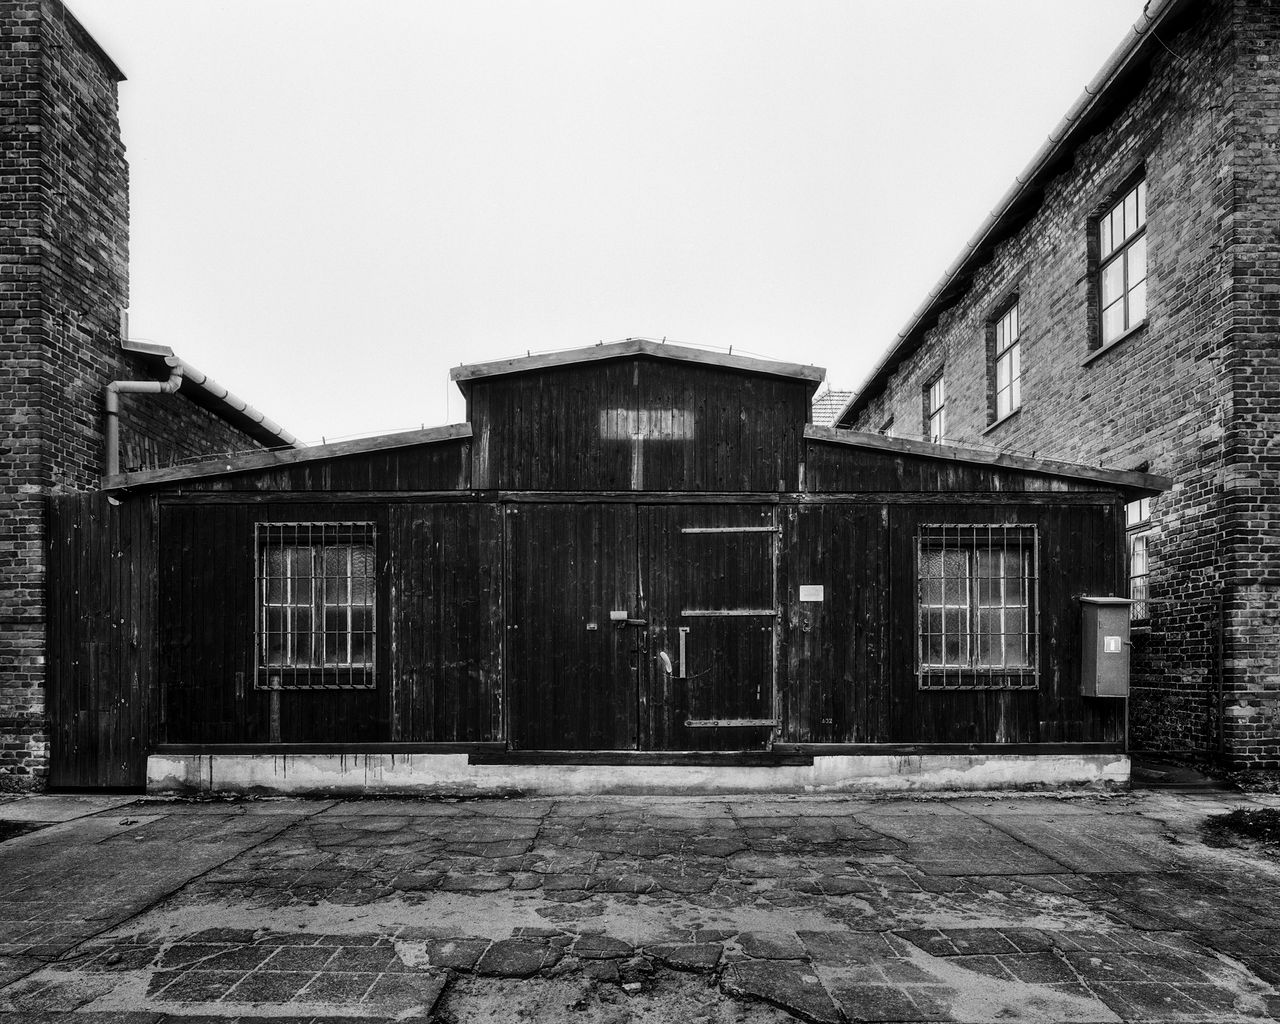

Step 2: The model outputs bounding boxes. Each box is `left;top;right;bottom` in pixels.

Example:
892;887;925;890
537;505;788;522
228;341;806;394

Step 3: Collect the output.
69;0;1149;446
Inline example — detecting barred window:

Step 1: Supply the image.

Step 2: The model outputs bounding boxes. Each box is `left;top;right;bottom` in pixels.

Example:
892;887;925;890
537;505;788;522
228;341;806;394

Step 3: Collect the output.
917;525;1038;689
257;522;376;689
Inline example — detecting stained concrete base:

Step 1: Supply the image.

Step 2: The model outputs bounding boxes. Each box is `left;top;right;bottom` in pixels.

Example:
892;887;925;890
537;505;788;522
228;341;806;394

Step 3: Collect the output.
147;751;1129;796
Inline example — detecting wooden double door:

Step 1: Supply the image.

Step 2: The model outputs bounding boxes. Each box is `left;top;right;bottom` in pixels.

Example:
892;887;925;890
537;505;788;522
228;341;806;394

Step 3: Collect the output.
505;503;777;750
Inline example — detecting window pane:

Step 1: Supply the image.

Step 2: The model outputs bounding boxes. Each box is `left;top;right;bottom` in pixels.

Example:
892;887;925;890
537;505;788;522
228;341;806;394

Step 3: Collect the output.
977;608;1002;665
1008;304;1018;342
921;576;943;605
292;608;313;663
1127;235;1147;284
291;549;312;603
323;607;348;665
977;574;1000;606
1010;376;1021;411
1100;216;1113;258
1124;191;1138;240
1101;258;1125;306
1136;179;1147;228
1102;300;1126;342
942;549;969;579
1128;278;1147;325
264;607;287;665
921;549;943;580
943;575;968;605
350;547;375;603
1005;631;1027;667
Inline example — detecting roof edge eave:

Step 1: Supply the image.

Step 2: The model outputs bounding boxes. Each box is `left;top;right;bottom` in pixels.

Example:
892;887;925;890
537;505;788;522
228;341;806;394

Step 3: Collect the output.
804;425;1171;495
103;422;473;492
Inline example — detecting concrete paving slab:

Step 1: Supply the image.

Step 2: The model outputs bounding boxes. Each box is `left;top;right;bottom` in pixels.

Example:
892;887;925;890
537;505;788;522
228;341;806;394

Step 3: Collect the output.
0;795;141;823
0;791;1278;1021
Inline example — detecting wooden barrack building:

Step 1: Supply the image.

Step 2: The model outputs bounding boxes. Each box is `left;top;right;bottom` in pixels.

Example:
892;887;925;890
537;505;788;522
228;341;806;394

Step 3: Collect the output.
49;340;1166;793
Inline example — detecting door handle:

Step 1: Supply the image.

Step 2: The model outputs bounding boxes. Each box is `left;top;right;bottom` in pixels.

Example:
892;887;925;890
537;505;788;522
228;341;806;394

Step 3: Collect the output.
620;618;647;627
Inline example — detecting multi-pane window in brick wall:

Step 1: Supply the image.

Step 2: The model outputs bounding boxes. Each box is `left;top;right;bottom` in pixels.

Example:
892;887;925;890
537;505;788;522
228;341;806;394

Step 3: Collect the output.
917;525;1038;689
925;375;946;442
1099;178;1148;344
993;303;1021;420
1126;498;1153;621
257;522;376;689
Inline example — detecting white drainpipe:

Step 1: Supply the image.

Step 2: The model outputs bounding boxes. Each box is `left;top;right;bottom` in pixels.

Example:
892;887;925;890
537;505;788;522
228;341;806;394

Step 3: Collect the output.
104;356;185;477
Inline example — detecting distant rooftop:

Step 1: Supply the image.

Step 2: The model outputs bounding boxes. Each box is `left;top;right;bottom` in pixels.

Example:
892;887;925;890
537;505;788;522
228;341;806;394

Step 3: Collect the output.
811;387;853;427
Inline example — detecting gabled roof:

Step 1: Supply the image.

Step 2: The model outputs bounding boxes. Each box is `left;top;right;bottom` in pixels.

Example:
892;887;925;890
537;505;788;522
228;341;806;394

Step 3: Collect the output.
103;423;470;491
838;0;1195;425
805;425;1170;496
451;338;826;391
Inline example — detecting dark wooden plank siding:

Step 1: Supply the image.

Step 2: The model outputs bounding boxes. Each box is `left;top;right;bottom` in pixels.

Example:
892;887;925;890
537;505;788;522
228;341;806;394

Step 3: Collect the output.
777;503;888;744
47;492;158;788
881;502;1124;745
641;505;776;751
177;439;472;492
804;439;1100;493
390;503;503;743
505;504;640;749
778;499;1124;746
159;502;391;744
469;358;809;492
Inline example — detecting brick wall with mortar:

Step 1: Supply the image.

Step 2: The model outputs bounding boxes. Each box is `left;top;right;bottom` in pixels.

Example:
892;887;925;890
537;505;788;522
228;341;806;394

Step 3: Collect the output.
1;0;273;789
846;0;1280;767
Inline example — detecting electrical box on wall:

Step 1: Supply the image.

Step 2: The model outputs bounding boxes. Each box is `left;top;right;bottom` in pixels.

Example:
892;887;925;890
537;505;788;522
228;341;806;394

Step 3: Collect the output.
1081;596;1132;697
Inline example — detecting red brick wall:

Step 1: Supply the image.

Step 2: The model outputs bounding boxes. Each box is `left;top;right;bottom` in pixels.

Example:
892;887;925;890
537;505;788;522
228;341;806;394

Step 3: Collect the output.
846;0;1280;766
0;0;271;789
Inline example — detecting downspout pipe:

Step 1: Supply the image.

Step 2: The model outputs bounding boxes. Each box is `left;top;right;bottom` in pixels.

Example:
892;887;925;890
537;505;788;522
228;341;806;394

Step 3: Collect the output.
104;356;185;477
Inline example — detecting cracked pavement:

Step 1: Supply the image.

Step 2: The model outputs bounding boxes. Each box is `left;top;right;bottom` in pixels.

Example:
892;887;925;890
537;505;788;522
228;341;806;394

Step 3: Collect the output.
0;788;1278;1022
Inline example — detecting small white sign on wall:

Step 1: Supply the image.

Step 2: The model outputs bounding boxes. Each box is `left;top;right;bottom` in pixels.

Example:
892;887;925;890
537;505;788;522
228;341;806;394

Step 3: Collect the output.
1104;636;1123;653
799;585;825;602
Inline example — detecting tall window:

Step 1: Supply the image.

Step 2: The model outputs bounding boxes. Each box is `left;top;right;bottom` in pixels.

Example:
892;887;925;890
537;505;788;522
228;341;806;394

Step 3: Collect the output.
257;522;376;688
917;525;1038;689
1126;498;1153;621
925;374;946;443
1099;178;1147;345
993;303;1021;420
879;416;895;438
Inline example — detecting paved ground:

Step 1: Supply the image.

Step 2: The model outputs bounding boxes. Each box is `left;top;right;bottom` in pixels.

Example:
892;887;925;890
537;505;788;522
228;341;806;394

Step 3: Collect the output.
0;785;1278;1023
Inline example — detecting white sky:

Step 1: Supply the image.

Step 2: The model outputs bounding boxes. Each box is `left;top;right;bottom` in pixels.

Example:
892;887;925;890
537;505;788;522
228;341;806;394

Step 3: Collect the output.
68;0;1149;445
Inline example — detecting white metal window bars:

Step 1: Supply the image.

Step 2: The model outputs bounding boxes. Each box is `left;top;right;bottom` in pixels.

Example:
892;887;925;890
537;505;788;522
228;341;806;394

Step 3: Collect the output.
994;303;1021;419
1099;178;1148;344
256;522;376;689
1126;498;1152;621
926;375;946;443
917;524;1039;689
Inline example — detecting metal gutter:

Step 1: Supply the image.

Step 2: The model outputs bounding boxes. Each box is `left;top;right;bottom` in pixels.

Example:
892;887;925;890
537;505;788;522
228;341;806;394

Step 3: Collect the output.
837;0;1194;426
112;340;300;461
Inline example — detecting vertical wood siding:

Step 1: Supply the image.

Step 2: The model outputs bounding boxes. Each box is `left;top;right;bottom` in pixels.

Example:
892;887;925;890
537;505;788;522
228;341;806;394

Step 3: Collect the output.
468;358;810;491
389;503;503;742
47;493;158;787
777;499;1125;744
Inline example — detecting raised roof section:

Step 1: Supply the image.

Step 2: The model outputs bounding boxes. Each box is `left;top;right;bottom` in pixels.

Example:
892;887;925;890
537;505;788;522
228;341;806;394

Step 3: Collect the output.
451;338;826;392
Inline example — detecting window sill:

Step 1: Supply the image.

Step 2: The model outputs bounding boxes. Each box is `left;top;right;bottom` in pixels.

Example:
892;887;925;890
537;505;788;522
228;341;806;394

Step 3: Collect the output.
982;407;1022;435
1082;319;1148;367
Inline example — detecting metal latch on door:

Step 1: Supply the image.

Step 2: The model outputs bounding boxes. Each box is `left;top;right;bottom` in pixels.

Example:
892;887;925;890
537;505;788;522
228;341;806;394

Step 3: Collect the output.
657;626;691;678
609;610;647;627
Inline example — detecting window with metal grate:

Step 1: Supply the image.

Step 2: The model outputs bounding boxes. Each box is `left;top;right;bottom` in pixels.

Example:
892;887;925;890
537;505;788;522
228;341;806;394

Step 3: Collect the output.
916;524;1039;689
256;522;376;689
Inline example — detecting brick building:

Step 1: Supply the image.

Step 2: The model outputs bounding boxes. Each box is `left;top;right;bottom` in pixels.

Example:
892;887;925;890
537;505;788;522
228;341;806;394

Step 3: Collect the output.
839;0;1280;767
1;0;297;789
